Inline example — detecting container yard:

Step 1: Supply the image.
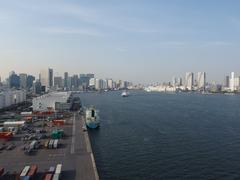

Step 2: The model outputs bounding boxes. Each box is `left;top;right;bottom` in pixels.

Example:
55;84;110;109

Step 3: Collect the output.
0;92;99;180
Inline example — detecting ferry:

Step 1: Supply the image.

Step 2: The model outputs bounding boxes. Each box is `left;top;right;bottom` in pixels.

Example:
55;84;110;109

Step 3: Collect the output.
85;106;100;129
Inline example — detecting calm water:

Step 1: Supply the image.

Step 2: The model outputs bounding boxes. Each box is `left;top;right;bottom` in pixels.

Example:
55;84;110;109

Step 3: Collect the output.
79;91;240;180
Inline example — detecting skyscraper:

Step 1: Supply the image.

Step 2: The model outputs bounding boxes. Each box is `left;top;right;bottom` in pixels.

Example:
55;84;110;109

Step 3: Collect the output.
19;73;28;90
230;72;235;91
27;75;35;89
40;69;49;91
225;76;230;88
185;72;194;90
64;72;68;88
197;72;206;90
48;68;53;88
54;76;63;88
9;71;20;89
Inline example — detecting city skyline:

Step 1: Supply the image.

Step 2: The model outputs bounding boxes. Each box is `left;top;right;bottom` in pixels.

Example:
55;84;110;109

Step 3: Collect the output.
1;0;240;83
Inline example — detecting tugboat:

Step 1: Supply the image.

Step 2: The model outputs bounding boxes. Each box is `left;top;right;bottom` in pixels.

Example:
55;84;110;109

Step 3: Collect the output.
85;106;100;129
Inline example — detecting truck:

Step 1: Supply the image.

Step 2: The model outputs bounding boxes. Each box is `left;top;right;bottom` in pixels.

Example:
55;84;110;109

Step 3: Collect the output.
44;140;50;148
29;140;38;149
53;140;58;149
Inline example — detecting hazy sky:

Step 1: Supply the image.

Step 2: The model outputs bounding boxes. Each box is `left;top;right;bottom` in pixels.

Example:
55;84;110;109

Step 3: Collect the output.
1;0;240;83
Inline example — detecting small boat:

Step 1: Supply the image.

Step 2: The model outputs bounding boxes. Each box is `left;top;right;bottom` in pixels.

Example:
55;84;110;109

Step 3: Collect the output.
85;106;100;129
121;90;129;97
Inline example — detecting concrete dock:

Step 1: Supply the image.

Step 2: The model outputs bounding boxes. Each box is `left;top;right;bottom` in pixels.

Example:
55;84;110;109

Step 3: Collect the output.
0;112;99;180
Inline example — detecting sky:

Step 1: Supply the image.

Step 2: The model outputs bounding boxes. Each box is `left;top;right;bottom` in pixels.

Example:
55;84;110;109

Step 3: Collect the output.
1;0;240;84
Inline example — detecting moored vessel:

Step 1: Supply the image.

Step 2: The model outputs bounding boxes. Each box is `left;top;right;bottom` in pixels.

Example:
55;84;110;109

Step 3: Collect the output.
85;106;100;129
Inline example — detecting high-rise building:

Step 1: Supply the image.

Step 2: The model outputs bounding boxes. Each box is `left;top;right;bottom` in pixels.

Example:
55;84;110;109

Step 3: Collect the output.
230;72;235;91
48;68;53;88
71;75;79;90
172;77;177;86
40;69;48;91
95;79;104;90
19;73;28;90
185;72;194;90
89;78;96;87
9;71;20;89
54;76;63;88
107;79;113;89
177;77;182;86
27;75;35;89
225;76;230;88
64;72;68;88
197;72;206;90
33;80;42;95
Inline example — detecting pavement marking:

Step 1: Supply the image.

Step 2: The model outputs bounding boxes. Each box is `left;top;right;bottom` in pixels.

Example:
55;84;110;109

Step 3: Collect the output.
70;113;76;154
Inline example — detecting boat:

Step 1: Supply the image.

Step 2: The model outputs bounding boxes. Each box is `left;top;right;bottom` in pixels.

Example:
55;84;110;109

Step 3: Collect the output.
85;106;100;129
121;90;129;97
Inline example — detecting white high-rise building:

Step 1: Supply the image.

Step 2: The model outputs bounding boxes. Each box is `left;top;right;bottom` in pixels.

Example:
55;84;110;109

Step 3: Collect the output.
40;69;49;91
185;72;194;90
107;79;113;89
39;68;53;92
89;78;96;87
197;72;206;90
230;72;235;91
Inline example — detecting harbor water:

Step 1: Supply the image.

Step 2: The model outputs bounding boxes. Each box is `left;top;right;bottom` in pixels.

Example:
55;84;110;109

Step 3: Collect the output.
79;90;240;180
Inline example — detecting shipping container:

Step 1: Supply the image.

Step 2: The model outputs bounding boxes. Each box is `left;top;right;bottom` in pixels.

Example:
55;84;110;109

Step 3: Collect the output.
52;120;65;126
52;173;59;180
27;165;38;177
22;176;30;180
55;164;62;175
44;174;53;180
20;166;30;177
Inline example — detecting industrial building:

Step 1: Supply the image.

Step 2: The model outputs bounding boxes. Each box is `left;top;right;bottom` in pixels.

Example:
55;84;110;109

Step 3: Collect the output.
32;92;71;112
0;90;27;109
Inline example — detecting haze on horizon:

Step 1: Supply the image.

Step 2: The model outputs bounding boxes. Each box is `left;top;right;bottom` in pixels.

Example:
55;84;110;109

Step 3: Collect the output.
1;0;240;84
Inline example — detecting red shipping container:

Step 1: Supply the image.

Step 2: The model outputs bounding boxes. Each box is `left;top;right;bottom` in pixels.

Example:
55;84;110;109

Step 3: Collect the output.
0;167;4;176
27;165;38;177
44;174;53;180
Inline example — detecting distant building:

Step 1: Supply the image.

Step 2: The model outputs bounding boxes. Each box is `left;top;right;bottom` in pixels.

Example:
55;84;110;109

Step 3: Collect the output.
39;68;53;92
19;73;28;90
49;68;53;88
225;76;230;88
89;78;96;87
54;76;63;88
230;72;235;91
40;69;49;91
64;72;69;88
9;72;20;89
197;72;206;90
71;75;79;90
95;79;104;90
107;79;113;89
185;72;194;90
33;80;42;95
27;75;35;89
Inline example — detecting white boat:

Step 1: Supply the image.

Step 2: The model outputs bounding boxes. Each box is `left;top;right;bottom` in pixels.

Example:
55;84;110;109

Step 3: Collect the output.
121;91;129;97
85;106;100;129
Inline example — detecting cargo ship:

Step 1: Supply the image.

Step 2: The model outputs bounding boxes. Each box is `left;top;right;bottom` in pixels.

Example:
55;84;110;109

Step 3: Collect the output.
85;107;100;129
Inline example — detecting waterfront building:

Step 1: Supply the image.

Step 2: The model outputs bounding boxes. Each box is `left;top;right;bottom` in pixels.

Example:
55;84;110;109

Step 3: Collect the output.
19;73;28;90
107;79;113;89
197;72;206;90
185;72;194;90
89;78;96;87
225;76;230;88
95;79;104;90
172;77;177;87
230;72;235;91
